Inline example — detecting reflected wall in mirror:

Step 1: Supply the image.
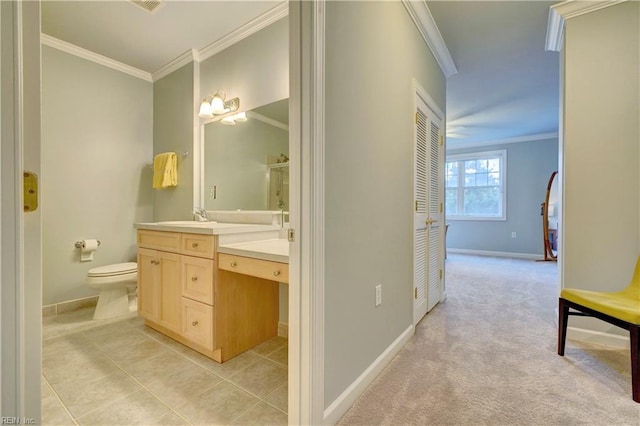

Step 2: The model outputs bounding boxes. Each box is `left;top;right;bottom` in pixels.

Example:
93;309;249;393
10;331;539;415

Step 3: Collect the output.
203;98;289;211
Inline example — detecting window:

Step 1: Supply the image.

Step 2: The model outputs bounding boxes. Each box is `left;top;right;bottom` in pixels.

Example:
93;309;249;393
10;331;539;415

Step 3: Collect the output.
445;149;506;220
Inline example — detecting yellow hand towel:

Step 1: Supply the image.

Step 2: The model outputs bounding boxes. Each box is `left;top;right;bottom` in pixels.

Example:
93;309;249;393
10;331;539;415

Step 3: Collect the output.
152;152;178;189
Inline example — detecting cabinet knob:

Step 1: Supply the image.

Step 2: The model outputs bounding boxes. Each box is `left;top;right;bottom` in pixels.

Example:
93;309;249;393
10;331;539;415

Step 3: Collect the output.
191;276;198;282
230;261;237;267
192;320;198;326
150;260;159;265
191;242;198;248
273;270;281;277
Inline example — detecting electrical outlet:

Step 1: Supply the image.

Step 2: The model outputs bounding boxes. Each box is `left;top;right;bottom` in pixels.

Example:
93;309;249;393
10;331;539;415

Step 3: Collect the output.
375;284;382;307
511;232;517;238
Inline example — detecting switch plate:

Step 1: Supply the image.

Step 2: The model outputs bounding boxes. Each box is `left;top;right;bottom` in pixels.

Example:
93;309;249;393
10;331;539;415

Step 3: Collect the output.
375;284;382;306
511;232;517;238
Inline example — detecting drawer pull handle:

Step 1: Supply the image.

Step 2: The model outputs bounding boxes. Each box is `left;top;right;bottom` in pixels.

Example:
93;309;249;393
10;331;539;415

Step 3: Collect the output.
150;260;159;265
273;270;281;277
230;261;237;267
192;320;198;326
191;276;198;282
191;242;199;248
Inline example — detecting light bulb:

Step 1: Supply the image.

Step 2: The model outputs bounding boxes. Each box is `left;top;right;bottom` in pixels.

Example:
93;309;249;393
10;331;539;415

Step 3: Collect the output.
210;94;226;114
233;112;247;122
198;99;213;118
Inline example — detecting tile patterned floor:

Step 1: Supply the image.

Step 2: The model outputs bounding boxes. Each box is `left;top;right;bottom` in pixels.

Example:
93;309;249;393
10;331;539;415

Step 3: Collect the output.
42;307;288;425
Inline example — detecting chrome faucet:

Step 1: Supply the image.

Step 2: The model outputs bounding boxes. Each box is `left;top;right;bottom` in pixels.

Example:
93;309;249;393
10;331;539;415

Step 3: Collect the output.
192;207;209;222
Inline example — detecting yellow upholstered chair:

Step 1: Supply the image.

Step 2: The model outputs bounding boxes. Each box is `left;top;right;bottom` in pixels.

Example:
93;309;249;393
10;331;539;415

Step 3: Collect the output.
558;258;640;403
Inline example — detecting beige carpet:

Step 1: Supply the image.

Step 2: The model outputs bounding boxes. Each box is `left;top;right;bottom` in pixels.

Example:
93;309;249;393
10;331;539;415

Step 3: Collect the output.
338;254;640;425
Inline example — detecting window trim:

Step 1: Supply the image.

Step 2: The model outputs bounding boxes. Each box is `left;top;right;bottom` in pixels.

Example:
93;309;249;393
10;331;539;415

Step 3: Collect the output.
446;149;507;221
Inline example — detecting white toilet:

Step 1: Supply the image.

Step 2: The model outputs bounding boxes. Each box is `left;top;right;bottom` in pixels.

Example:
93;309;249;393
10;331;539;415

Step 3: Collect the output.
87;262;138;320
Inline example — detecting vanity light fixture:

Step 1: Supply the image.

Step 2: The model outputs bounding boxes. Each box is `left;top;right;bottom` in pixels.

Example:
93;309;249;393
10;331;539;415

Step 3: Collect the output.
198;90;240;118
220;111;248;125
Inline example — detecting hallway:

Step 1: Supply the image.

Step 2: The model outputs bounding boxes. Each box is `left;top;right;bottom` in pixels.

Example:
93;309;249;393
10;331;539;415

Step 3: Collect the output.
339;255;640;425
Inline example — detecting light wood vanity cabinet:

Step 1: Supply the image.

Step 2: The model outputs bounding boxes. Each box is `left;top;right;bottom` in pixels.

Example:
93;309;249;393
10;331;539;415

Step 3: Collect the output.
136;229;279;362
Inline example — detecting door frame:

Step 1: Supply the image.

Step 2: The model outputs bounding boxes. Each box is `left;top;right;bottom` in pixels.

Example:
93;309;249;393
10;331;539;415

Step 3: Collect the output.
1;0;42;419
289;1;326;424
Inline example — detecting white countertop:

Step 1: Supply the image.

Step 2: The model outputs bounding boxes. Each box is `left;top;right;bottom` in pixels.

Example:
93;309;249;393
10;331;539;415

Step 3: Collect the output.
217;238;289;263
135;221;280;235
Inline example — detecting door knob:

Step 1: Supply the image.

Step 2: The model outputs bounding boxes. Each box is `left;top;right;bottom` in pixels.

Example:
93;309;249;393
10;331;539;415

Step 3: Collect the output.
425;218;438;225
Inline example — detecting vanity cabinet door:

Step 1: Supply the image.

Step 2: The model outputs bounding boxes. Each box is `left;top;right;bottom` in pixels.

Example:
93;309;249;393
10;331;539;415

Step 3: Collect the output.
137;248;159;322
157;251;182;333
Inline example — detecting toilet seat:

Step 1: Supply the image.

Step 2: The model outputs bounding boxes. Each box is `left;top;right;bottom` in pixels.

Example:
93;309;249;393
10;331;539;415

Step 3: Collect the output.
88;262;137;277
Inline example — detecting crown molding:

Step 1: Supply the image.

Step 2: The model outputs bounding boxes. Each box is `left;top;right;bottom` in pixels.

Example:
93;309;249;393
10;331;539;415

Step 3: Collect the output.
447;132;559;151
41;2;288;83
198;1;288;64
152;49;198;82
40;34;152;82
545;0;627;51
402;0;457;77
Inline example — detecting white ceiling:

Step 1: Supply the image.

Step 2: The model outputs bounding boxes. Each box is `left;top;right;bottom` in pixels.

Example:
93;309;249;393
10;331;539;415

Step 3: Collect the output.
41;0;282;73
41;1;559;149
428;1;560;148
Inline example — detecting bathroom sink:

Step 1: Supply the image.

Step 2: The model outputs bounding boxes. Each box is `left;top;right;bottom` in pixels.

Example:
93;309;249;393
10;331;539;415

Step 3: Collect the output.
154;221;257;228
156;220;217;226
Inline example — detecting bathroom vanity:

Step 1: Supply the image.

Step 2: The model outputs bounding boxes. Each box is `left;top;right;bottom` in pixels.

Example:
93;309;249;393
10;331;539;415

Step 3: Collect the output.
134;220;288;363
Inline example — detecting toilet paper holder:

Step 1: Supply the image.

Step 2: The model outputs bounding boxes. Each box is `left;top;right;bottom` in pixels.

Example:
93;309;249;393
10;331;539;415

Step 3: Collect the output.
75;240;101;249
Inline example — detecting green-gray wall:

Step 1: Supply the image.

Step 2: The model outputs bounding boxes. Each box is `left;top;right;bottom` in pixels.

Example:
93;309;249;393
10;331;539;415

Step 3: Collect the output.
561;2;639;333
200;17;288;117
324;1;445;407
42;46;153;305
153;63;195;221
446;138;558;256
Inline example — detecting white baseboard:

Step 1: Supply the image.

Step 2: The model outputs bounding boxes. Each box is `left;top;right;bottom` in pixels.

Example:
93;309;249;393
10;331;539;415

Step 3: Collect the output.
447;248;543;260
567;326;630;350
323;325;414;425
278;321;288;338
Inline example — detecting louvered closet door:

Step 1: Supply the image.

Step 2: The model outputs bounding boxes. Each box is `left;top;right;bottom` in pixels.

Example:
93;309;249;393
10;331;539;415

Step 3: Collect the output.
414;99;429;323
414;92;444;324
427;111;443;312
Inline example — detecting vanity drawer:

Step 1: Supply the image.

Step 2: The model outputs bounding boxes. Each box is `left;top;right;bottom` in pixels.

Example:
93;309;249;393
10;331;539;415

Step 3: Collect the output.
137;230;181;252
218;253;289;284
181;234;215;259
182;256;214;305
182;298;213;351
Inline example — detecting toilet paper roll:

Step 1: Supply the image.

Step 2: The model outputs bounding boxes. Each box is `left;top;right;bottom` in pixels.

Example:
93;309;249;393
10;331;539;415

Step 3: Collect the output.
80;239;99;262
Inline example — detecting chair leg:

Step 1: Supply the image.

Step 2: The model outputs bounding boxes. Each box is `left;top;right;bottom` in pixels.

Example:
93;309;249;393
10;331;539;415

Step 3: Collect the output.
558;298;569;356
630;324;639;403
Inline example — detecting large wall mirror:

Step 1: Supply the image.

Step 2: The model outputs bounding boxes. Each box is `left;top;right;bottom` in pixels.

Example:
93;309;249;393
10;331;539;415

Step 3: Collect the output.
202;98;289;212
